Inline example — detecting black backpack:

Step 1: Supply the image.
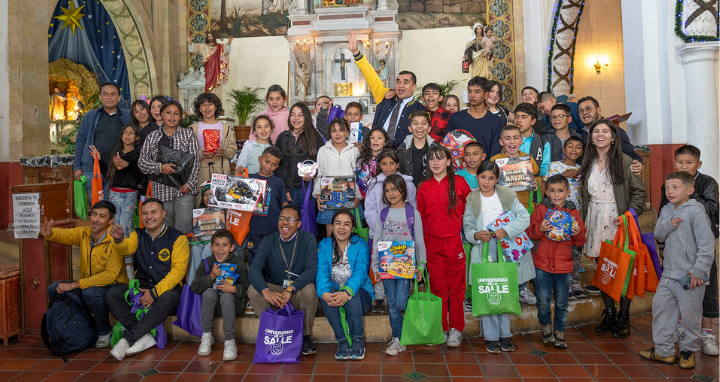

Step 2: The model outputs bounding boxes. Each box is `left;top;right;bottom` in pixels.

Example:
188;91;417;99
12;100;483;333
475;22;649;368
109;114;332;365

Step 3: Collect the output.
41;291;98;362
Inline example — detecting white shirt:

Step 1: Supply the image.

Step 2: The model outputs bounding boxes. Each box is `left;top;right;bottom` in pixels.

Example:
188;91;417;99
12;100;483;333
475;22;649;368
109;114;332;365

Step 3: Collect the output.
480;192;504;228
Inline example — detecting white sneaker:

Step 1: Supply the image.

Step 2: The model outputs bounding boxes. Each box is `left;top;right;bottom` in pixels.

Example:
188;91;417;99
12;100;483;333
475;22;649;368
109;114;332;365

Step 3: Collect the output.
95;333;111;349
244;302;255;315
198;332;213;356
702;334;719;356
446;328;462;348
673;326;685;343
463;298;473;312
519;288;537;305
126;333;157;356
223;339;238;361
385;337;406;356
110;338;130;361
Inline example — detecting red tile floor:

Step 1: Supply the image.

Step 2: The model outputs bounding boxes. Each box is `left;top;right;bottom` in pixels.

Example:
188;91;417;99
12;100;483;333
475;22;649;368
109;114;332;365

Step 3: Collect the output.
0;314;717;382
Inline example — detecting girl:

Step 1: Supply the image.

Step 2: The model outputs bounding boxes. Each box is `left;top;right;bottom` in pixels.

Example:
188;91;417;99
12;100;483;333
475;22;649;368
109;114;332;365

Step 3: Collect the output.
581;119;646;339
463;161;531;353
356;126;391;197
417;145;472;348
275;102;324;208
486;80;512;125
131;100;158;144
371;175;426;356
253;85;289;142
139;101;200;234
366;149;417;239
233;115;274;175
316;209;374;360
190;92;237;205
313;118;362;236
443;94;461;113
149;95;168;127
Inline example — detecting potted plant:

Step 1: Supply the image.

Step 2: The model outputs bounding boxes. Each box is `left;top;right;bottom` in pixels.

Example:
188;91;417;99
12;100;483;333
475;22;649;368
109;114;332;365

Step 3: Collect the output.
227;86;265;141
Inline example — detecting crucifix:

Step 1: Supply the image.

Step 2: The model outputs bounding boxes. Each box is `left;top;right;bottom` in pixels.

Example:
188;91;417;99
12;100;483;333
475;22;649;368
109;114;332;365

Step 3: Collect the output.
334;52;352;81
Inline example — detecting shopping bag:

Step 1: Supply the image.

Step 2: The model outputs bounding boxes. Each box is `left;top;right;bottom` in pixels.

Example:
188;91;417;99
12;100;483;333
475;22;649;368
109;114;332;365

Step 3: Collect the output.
110;280;167;349
400;265;445;346
149;145;196;189
226;209;252;247
626;211;658;294
91;154;103;205
138;181;152;229
253;303;304;364
74;176;88;220
628;207;662;279
172;259;210;337
300;181;318;237
464;242;473;299
591;216;634;302
471;240;521;317
526;189;541;215
352;207;369;242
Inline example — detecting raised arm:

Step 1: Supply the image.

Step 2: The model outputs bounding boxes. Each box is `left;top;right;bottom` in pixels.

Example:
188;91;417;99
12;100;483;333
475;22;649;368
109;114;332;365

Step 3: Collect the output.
347;31;389;104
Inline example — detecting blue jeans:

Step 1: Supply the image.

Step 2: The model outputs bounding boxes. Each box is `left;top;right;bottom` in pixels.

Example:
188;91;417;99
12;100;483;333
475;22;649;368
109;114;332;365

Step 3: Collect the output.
534;268;571;332
383;278;411;339
321;288;372;342
109;190;137;237
47;281;113;335
481;313;511;341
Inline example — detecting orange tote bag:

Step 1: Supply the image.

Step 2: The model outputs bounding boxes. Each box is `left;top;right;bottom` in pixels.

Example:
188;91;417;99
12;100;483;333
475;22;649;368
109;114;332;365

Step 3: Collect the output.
91;153;104;205
591;217;634;302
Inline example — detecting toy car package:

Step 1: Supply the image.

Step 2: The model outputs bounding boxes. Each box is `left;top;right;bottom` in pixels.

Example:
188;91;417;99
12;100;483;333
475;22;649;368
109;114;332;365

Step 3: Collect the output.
210;173;266;212
319;176;356;209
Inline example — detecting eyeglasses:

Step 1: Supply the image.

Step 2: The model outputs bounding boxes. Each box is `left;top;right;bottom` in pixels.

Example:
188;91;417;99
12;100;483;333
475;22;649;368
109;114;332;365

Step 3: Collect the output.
549;114;569;121
278;216;298;223
579;107;594;115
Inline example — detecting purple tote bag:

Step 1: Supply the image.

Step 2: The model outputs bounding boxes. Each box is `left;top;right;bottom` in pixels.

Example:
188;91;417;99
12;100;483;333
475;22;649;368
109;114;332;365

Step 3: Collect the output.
172;259;210;337
300;181;318;237
253;303;304;364
628;208;662;278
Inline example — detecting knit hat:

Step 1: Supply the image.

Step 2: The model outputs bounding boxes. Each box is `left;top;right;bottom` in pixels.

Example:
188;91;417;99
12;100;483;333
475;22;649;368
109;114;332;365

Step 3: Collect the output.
200;181;211;197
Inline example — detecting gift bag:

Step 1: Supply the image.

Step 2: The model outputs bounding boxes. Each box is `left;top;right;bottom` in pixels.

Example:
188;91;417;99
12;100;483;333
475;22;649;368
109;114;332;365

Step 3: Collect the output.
91;154;104;205
137;181;152;229
591;216;635;302
400;265;445;346
74;176;88;220
172;259;209;337
227;209;252;247
149;145;196;189
471;240;522;317
545;209;576;242
353;207;369;242
253;303;304;364
628;207;662;280
626;211;658;294
486;211;533;262
526;189;541;215
300;181;318;237
202;129;221;155
441;130;475;171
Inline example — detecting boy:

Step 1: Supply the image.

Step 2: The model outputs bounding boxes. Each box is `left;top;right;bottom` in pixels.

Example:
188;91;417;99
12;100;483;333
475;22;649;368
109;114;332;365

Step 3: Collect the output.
544;104;582;163
527;174;586;348
544;136;585;299
422;83;452;141
515;102;551;176
446;76;504;157
641;171;715;369
191;229;251;361
535;92;584;136
397;110;436;187
456;141;485;189
659;145;720;356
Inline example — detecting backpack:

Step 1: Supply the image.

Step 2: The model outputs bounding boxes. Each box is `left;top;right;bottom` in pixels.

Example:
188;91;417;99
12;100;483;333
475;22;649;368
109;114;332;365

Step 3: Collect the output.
380;204;416;237
41;291;98;362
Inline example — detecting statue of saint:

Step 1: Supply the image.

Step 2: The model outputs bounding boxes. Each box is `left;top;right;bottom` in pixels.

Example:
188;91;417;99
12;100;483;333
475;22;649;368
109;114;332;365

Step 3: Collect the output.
50;87;67;121
187;32;233;95
296;63;309;100
376;59;389;87
463;23;501;80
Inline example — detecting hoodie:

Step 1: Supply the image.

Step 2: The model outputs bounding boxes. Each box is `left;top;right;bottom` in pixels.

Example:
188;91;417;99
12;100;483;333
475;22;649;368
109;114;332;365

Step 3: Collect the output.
312;140;363;199
365;172;417;239
253;106;289;142
417;174;471;238
654;199;715;280
397;134;436;186
527;197;587;274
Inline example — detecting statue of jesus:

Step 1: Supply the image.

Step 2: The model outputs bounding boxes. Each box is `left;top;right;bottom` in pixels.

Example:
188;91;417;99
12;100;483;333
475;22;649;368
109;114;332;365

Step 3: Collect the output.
187;32;233;95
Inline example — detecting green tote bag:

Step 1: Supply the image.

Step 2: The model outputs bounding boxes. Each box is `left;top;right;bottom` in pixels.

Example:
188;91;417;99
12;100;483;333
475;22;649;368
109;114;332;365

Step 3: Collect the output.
400;264;446;346
352;207;369;242
471;240;522;317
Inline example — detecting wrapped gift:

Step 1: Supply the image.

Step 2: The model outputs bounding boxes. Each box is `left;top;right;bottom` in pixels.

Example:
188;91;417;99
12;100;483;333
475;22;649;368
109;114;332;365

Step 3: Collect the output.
486;210;533;262
441;130;476;171
203;129;221;154
545;209;578;242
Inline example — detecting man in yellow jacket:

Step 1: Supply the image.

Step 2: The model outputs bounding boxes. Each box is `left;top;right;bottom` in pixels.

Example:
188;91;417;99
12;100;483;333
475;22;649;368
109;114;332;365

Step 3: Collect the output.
40;200;129;349
106;198;189;361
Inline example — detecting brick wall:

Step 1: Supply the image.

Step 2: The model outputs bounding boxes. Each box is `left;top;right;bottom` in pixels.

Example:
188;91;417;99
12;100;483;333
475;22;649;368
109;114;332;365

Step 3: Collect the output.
398;0;485;14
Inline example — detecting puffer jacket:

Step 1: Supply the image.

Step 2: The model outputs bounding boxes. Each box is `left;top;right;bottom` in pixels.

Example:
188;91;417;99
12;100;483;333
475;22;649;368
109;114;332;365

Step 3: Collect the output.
527;197;587;274
312;140;362;199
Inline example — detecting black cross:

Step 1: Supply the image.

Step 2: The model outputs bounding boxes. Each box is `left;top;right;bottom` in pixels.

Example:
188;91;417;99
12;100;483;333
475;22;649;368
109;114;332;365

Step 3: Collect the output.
334;52;352;81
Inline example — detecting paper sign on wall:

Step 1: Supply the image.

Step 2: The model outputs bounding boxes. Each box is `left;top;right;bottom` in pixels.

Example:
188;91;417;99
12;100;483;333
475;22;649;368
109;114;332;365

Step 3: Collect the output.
12;193;41;239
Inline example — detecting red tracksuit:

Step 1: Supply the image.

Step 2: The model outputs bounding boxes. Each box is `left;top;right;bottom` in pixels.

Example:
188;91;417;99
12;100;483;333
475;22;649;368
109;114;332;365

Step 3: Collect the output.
417;174;472;331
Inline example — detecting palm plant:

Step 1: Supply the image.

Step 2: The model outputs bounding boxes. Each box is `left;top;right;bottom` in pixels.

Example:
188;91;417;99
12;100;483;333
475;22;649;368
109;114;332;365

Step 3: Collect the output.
227;86;265;126
413;79;461;102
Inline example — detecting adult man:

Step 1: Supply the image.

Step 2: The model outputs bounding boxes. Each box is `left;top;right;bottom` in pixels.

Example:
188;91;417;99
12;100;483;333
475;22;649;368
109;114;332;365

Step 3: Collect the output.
446;76;504;157
535;92;584;136
106;198;189;361
347;31;427;148
248;205;319;356
40;201;128;349
73;82;131;197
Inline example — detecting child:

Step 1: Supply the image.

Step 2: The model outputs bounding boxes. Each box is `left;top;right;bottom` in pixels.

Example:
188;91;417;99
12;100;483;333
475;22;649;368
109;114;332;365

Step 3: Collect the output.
397;110;436;188
456;141;486;189
485;80;511;125
356;126;391;196
234;115;274;175
149;95;168;128
515;102;550;177
640;171;715;369
527;174;587;349
417;145;472;347
544;104;582;163
422;83;452;141
446;76;504;158
463;161;531;353
131;100;158;145
253;85;289;142
659;145;720;356
443;94;461;114
317;101;363;143
191;229;251;361
313;118;362;236
371;174;426;355
545;136;585;299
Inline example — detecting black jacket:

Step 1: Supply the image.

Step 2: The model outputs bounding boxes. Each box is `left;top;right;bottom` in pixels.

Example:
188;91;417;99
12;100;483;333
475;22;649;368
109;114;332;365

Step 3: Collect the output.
100;147;143;190
274;130;325;190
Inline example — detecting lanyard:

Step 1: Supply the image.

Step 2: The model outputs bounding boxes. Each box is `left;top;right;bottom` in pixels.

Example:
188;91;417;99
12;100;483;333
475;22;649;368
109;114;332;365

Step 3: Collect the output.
278;235;298;272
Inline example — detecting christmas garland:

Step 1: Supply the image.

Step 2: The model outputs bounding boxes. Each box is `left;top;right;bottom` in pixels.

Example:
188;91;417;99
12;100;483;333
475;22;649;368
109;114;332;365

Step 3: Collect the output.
674;0;719;43
546;0;585;94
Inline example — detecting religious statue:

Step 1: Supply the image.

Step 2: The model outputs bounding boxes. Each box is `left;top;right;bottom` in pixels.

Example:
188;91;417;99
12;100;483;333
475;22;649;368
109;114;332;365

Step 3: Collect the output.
50;87;67;121
375;59;389;87
463;23;501;80
186;32;233;95
296;63;309;100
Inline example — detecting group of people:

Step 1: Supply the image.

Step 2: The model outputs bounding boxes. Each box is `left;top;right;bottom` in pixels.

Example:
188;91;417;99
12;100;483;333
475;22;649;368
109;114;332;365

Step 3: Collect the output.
43;30;717;369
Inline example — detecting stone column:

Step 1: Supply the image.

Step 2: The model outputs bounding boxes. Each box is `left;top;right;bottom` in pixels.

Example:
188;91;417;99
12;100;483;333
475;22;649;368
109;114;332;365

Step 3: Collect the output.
316;43;325;96
377;0;388;11
675;41;719;178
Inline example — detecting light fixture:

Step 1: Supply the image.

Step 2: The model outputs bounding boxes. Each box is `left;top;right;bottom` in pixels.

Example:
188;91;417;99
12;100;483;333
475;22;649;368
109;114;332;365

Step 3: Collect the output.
594;60;609;73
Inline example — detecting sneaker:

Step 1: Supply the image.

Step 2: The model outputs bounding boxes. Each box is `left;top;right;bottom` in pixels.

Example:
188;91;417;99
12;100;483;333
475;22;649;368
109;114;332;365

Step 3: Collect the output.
95;332;111;349
519;288;537;305
335;340;350;360
126;333;157;356
673;326;685;343
464;298;472;312
486;340;501;353
244;301;255;315
110;338;130;361
446;328;462;348
499;337;515;352
585;285;602;296
573;285;586;299
349;338;365;360
223;340;237;361
554;331;567;349
639;347;675;365
302;336;316;356
678;350;695;369
567;285;578;301
198;332;213;356
385;337;407;356
701;334;719;356
372;299;385;313
542;324;555;344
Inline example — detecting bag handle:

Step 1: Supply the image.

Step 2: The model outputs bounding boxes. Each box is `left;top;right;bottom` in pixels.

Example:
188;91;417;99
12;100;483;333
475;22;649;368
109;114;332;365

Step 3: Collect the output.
413;261;431;301
354;206;362;228
203;258;210;275
481;240;505;264
93;153;102;180
624;211;642;249
612;214;631;252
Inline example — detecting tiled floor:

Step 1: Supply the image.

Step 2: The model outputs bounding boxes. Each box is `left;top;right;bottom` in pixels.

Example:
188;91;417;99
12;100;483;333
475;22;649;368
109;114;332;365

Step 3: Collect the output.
0;314;717;382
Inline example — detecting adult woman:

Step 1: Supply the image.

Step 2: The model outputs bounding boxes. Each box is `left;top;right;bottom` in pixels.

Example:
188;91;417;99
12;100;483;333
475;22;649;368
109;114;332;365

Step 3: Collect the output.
149;95;168;128
316;209;373;360
581;119;646;338
463;23;499;80
131;100;159;144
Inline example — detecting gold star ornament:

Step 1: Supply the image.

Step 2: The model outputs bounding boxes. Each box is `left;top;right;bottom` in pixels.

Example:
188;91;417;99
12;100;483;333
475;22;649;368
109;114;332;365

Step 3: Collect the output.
54;3;86;34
